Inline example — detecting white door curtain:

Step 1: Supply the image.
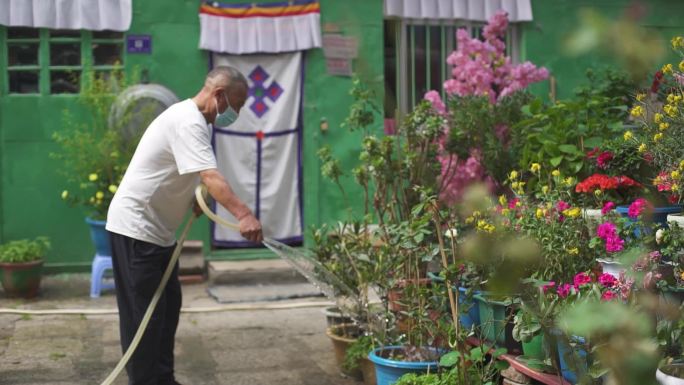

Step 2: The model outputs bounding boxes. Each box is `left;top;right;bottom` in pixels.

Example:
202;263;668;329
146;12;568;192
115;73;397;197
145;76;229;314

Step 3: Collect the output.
198;0;322;54
384;0;532;22
0;0;132;31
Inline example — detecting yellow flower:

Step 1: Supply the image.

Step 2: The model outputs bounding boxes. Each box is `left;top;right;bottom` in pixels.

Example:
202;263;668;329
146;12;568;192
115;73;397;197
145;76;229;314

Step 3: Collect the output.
665;104;679;117
663;63;674;74
552;169;561;177
660;122;670;131
501;208;510;216
465;216;474;225
108;184;118;193
673;184;680;192
680;270;684;281
638;143;647;153
509;170;519;180
668;94;676;104
680;60;684;72
564;177;575;186
515;200;522;207
630;105;644;117
654;133;664;142
511;181;519;189
567;247;579;255
672;36;684;49
636;93;646;102
680;160;684;170
89;197;95;204
88;173;98;182
472;211;481;218
530;163;541;173
485;224;496;233
623;131;633;141
541;185;549;194
95;191;104;200
594;189;603;197
563;207;581;218
672;170;680;180
499;195;507;206
655;113;664;123
536;208;543;218
61;190;69;200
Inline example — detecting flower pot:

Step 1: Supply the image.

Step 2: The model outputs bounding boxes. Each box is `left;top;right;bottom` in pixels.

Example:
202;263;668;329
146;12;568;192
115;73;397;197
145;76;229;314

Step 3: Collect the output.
662;287;684;306
368;346;441;385
360;357;377;385
657;364;684;385
474;294;520;352
426;273;481;329
325;324;362;380
617;205;682;232
668;214;684;230
555;334;588;384
582;208;603;222
597;258;625;278
522;333;545;361
86;217;112;256
323;306;353;327
0;260;43;298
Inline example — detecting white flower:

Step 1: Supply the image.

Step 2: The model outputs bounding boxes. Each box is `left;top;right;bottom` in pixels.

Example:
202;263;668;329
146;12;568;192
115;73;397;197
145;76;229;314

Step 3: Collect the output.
444;228;458;239
656;229;665;244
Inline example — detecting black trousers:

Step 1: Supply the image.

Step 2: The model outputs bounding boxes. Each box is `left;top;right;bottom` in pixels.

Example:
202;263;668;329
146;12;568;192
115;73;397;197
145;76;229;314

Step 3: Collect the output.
109;232;182;385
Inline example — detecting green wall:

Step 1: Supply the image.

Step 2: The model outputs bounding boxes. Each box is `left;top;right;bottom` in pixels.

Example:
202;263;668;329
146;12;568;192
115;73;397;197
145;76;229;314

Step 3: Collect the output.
523;0;684;100
0;0;384;271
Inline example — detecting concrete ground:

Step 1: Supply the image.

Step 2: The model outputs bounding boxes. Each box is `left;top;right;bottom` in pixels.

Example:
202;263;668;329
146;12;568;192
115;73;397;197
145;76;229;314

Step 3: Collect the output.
0;274;359;385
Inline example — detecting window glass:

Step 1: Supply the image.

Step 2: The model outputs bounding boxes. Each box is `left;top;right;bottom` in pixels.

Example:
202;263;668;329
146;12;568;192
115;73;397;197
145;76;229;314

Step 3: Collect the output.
9;71;39;93
8;42;39;66
50;70;81;94
92;43;122;66
50;43;81;66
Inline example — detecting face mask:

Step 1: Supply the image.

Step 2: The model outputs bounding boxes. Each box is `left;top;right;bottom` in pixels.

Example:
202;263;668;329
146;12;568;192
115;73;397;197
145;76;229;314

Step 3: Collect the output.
214;94;239;128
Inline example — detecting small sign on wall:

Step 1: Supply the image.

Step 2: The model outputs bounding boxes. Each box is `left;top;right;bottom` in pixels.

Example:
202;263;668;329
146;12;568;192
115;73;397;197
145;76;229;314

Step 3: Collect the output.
127;35;152;54
325;58;353;77
322;34;358;77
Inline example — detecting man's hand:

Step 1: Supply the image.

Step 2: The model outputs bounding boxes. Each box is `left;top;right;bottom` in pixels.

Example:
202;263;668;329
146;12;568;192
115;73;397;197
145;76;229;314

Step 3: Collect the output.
192;199;204;218
238;213;263;243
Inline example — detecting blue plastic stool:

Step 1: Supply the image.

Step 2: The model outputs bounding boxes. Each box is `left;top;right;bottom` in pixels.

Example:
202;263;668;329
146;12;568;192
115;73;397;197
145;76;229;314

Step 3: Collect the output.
90;254;115;298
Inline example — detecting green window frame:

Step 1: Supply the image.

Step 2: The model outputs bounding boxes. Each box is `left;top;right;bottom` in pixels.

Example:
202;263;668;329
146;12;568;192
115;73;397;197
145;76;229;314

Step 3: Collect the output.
384;19;521;117
1;26;126;96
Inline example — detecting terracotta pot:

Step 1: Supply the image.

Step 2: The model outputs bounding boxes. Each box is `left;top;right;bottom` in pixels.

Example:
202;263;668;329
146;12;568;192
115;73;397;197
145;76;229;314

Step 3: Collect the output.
360;357;377;385
0;260;43;298
325;324;362;380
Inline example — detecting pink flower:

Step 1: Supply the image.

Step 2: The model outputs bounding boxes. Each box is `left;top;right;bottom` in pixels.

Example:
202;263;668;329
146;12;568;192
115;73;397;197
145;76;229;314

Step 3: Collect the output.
601;290;618;301
508;198;520;209
542;281;556;293
597;222;618;239
628;198;651;219
605;235;625;253
596;151;614;169
556;200;571;212
598;273;617;288
573;272;592;289
424;90;446;115
557;283;571;298
648;251;661;262
601;201;616;215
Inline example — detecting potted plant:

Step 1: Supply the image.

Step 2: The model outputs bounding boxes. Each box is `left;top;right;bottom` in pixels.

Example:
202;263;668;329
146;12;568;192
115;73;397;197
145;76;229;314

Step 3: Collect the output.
51;69;147;256
0;237;50;298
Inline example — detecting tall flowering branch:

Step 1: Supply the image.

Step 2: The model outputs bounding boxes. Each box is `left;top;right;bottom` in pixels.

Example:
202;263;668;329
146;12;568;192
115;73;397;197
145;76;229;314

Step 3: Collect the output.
423;11;549;205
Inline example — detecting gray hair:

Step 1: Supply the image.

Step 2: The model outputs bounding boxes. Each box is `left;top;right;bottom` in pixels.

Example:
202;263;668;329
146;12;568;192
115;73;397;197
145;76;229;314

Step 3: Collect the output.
205;65;248;91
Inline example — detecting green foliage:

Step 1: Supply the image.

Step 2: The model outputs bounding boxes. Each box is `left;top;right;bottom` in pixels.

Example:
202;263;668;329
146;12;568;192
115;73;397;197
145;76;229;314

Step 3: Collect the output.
437;345;508;385
342;335;374;372
394;369;458;385
342;76;381;133
512;309;541;343
51;68;149;220
0;237;50;263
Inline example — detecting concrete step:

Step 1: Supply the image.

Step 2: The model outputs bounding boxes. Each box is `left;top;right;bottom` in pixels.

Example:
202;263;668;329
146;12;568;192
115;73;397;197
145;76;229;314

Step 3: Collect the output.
207;258;307;285
178;240;205;276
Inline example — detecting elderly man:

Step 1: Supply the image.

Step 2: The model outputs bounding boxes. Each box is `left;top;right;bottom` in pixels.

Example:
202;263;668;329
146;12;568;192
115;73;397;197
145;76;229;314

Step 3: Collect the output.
106;66;263;385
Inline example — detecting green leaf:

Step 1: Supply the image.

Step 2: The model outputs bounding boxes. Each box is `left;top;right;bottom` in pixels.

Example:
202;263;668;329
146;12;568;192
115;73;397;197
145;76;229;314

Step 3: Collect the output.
492;348;508;359
494;360;510;370
550;156;563;167
439;351;460;367
558;144;579;154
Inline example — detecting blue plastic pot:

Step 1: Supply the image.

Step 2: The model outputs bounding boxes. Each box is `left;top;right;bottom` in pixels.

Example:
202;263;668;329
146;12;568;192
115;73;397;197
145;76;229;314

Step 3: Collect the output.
426;272;480;328
556;335;588;384
616;205;682;235
86;217;112;256
368;346;441;385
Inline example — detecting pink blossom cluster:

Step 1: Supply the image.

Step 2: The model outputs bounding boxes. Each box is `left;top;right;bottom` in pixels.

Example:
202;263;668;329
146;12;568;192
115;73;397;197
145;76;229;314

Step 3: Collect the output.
628;198;652;219
424;11;548;204
552;272;630;302
601;201;616;215
596;222;625;253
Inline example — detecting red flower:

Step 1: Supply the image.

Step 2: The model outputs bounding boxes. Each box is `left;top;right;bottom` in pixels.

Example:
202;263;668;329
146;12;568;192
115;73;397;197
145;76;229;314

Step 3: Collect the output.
651;70;664;93
596;151;614;169
601;290;618;301
586;147;600;158
598;273;617;288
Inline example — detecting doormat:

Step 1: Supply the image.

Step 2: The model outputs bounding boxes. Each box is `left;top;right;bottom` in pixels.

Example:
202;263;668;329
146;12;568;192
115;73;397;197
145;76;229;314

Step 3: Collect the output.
206;283;324;304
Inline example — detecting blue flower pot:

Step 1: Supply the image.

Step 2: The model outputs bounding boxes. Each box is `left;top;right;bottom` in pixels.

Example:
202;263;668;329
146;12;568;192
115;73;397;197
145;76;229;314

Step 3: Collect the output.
616;205;682;235
86;217;112;256
368;346;441;385
556;334;588;384
426;272;481;328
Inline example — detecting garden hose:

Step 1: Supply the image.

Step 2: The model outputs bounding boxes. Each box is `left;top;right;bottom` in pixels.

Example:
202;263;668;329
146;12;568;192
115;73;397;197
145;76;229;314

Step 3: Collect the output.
98;184;244;385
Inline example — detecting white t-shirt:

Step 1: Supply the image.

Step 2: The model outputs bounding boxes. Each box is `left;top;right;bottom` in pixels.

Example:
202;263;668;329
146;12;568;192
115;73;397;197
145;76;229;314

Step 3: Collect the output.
106;99;217;246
